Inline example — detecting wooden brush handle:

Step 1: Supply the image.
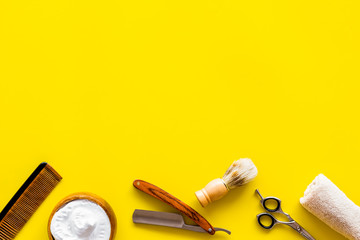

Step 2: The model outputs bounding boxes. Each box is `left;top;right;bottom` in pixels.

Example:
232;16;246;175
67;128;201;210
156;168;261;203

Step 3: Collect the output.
195;178;229;207
133;180;215;235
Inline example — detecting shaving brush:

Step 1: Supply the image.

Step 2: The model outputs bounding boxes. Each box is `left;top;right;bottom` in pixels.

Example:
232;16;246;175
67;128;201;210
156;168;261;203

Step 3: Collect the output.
195;158;258;207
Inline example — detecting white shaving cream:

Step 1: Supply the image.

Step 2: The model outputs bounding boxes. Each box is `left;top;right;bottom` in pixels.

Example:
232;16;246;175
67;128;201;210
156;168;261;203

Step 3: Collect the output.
50;199;111;240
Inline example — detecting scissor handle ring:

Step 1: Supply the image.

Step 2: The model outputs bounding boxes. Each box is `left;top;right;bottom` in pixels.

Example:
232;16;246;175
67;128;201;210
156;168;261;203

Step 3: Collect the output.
263;197;281;212
257;213;275;229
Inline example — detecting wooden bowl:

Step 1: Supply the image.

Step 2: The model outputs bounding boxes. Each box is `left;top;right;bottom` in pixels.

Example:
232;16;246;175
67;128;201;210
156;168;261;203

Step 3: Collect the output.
48;192;117;240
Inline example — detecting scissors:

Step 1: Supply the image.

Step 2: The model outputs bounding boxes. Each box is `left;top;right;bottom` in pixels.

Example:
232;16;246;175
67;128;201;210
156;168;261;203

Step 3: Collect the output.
255;189;316;240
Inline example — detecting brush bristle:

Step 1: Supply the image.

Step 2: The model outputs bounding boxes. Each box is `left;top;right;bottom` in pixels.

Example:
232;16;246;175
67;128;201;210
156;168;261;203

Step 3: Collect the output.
222;158;257;189
0;163;62;240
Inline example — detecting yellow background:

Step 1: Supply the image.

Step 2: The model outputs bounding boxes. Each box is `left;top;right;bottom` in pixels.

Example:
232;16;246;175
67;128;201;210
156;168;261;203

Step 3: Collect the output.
0;0;359;239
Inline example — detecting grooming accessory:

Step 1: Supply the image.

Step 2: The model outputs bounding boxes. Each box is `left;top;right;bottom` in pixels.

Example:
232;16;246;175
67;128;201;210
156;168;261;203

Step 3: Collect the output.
133;209;231;234
0;162;62;240
195;158;257;207
133;179;230;235
48;192;117;240
301;174;360;240
255;189;315;240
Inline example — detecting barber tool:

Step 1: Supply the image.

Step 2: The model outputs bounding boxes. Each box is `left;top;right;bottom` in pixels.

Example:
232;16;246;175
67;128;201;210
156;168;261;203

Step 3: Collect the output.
195;158;257;207
133;209;231;234
255;189;315;240
0;162;62;240
301;174;360;240
133;179;231;235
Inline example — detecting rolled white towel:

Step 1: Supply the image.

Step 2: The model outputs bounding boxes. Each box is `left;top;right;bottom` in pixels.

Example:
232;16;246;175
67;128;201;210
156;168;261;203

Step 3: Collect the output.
300;174;360;240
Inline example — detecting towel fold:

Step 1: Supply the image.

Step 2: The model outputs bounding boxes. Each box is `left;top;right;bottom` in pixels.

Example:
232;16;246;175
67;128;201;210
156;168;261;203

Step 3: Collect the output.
300;174;360;240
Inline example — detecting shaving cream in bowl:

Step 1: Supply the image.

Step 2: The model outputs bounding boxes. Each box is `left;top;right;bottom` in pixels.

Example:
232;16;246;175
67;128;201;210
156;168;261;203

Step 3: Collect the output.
48;193;117;240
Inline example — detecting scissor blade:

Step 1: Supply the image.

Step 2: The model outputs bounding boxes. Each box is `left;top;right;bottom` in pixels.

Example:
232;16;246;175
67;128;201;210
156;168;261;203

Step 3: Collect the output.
288;221;316;240
298;226;316;240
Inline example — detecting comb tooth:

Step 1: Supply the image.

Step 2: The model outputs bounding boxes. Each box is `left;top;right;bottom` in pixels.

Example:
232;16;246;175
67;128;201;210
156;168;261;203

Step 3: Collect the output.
0;222;15;237
0;220;17;239
0;164;62;240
